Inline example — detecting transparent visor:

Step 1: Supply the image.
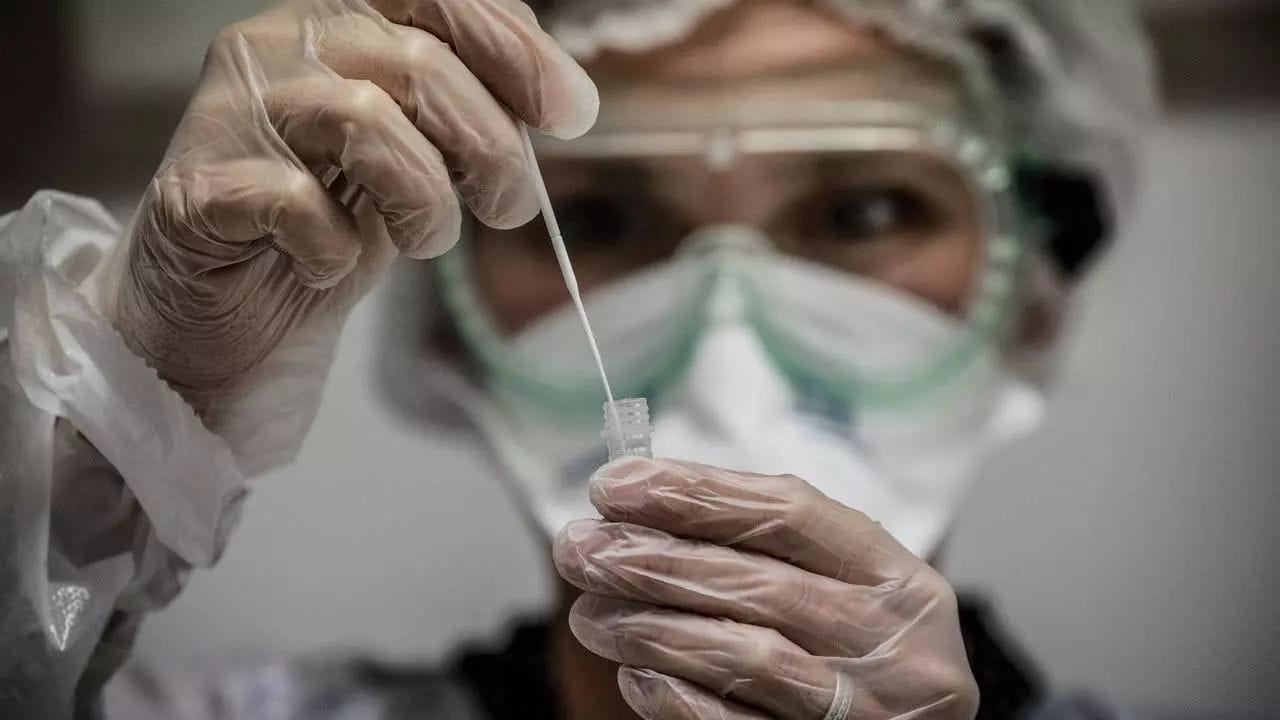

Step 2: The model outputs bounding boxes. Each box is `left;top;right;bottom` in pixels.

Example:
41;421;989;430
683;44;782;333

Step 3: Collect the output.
438;102;1027;424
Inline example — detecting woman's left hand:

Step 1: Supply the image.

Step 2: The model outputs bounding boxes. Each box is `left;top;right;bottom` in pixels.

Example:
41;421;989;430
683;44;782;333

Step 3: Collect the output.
554;457;979;720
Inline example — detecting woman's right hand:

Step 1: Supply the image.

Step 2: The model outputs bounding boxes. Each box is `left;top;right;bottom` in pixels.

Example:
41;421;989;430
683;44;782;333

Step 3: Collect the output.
113;0;597;419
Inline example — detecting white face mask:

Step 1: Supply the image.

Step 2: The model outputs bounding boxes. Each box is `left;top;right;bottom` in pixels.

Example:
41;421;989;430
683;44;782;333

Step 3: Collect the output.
648;319;1043;556
457;228;1044;558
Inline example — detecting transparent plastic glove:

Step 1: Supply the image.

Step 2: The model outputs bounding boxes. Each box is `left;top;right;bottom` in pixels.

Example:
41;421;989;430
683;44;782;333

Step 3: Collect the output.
554;457;979;720
114;0;598;421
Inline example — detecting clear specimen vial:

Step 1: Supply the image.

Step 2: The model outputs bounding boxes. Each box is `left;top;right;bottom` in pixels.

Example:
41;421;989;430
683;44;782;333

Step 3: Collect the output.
603;398;653;461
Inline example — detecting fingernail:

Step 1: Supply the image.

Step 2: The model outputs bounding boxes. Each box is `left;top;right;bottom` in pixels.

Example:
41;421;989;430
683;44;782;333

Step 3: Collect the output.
552;519;604;587
567;595;624;662
617;667;658;719
588;457;655;511
542;63;600;140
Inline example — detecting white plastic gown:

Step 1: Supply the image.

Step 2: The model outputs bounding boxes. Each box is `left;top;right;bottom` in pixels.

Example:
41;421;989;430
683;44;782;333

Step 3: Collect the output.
0;193;501;720
0;190;531;719
0;192;256;719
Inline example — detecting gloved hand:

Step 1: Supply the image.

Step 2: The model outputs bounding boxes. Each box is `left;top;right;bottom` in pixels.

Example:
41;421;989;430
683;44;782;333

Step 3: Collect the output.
113;0;597;419
554;457;979;720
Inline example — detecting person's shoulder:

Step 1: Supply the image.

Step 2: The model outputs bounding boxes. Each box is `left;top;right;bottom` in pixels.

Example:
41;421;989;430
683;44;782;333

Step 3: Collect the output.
449;617;560;720
957;593;1047;720
958;595;1136;720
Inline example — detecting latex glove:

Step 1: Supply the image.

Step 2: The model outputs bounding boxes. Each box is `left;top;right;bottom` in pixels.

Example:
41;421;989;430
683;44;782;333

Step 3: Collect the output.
554;457;979;720
114;0;597;419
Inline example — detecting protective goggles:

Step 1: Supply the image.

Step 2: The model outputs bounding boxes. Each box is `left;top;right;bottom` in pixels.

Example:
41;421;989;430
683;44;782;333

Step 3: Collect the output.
438;100;1031;423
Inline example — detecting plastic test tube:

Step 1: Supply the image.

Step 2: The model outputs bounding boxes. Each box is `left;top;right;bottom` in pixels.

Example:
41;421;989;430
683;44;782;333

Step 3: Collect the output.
603;398;653;461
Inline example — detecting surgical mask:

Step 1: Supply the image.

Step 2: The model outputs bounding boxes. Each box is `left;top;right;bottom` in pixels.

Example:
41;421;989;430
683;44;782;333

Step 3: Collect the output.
440;225;1043;557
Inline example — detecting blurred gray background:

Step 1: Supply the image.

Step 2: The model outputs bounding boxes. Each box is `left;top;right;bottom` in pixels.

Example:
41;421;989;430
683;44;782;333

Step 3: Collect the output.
2;1;1278;718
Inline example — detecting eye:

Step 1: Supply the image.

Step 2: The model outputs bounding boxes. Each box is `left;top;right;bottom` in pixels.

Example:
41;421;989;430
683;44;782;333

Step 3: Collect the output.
803;187;939;245
554;192;653;250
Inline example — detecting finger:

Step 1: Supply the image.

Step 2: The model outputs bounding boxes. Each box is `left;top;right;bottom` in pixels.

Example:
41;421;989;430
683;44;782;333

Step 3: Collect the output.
618;667;770;720
157;157;360;288
314;22;537;228
589;457;918;586
554;520;907;657
569;595;835;720
364;0;599;138
263;77;462;259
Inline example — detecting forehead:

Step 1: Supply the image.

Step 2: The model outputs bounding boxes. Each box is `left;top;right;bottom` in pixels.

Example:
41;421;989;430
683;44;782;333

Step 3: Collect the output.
581;0;966;129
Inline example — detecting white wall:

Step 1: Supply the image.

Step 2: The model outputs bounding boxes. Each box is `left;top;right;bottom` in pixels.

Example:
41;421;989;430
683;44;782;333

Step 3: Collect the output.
76;0;270;98
133;109;1280;717
945;110;1280;715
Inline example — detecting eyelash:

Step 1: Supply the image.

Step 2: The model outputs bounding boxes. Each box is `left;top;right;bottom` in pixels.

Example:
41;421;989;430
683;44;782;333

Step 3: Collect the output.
785;186;944;244
537;178;954;252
